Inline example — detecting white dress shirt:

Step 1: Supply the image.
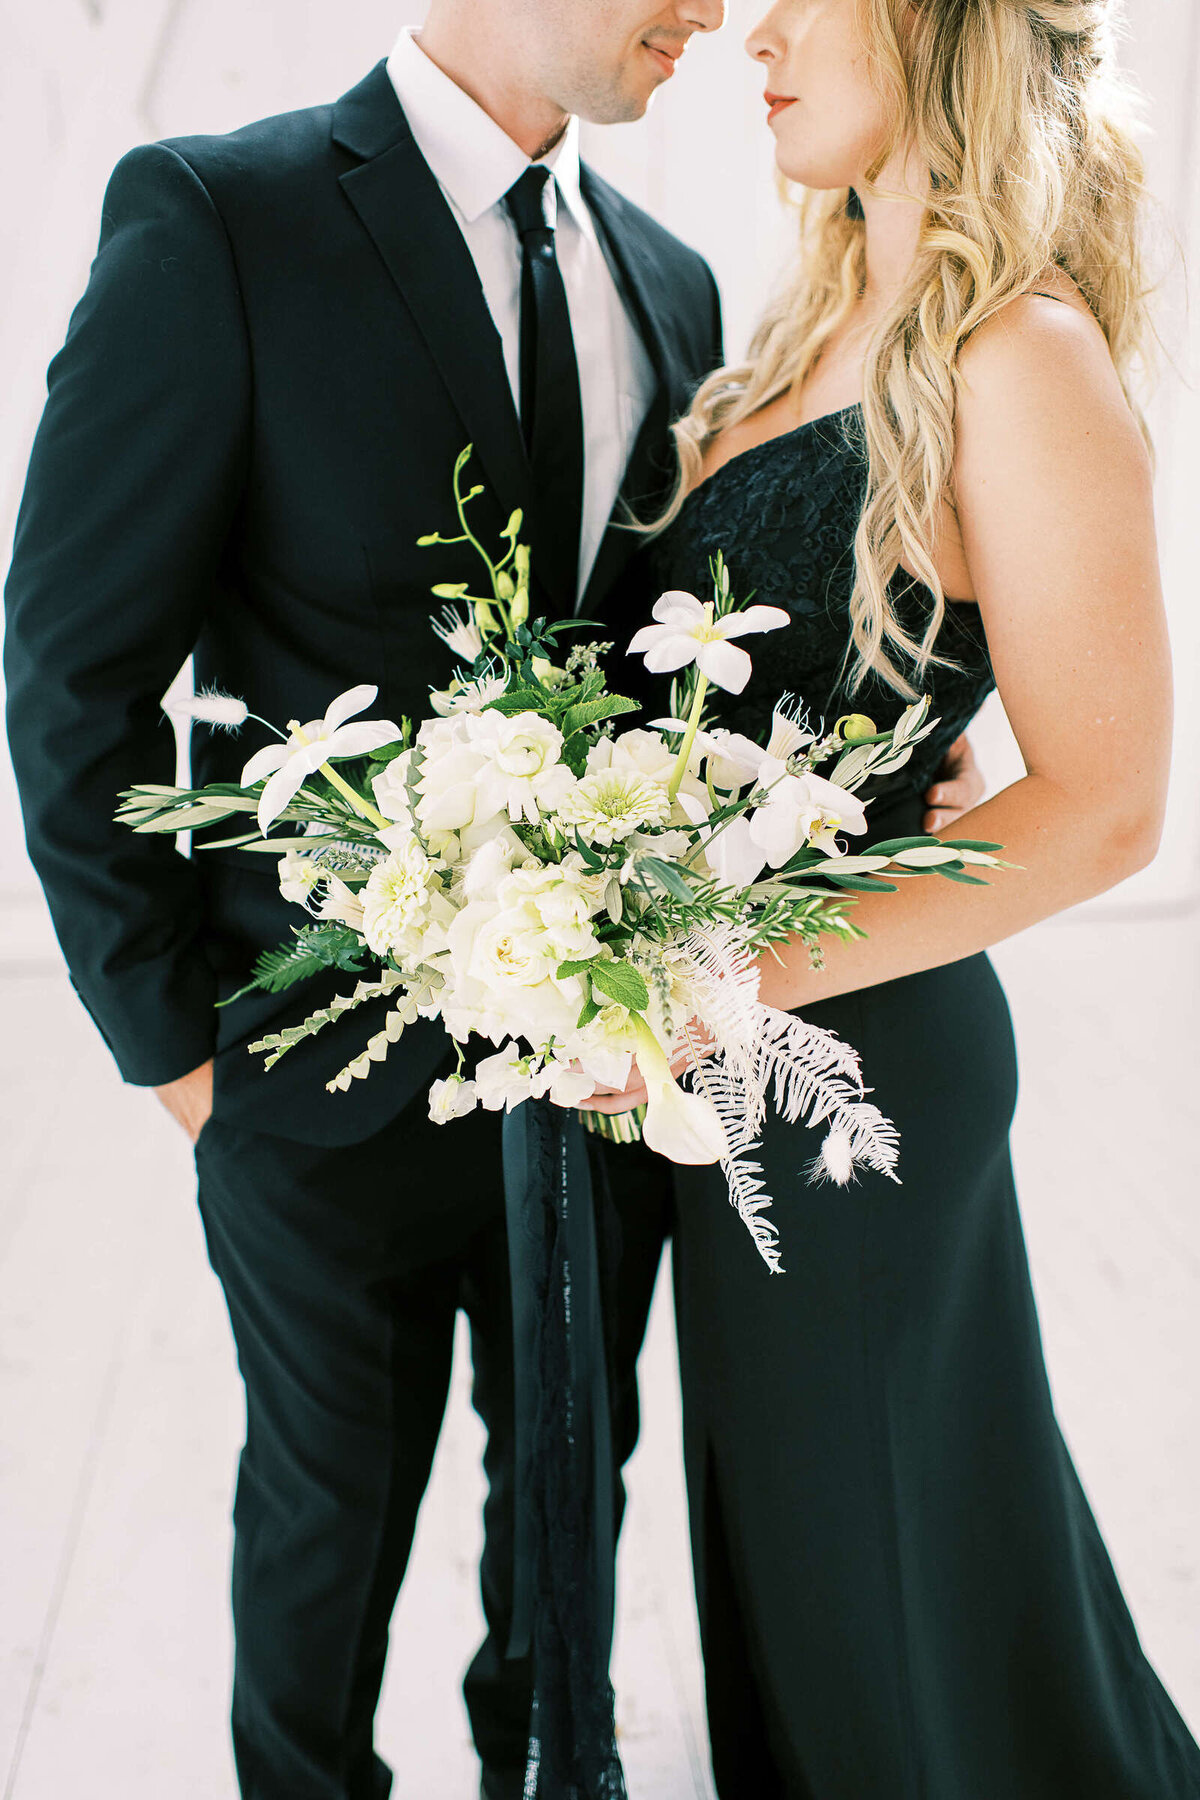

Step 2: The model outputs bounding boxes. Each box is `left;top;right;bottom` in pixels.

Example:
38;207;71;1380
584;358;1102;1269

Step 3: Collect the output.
386;28;657;600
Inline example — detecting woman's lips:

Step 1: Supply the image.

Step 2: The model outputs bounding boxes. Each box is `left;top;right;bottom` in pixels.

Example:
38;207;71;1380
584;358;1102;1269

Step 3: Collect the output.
764;92;797;124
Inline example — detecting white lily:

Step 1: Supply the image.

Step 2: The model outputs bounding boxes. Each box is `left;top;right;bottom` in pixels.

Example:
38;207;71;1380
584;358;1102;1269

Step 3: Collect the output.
631;1018;727;1165
627;591;790;696
240;685;400;832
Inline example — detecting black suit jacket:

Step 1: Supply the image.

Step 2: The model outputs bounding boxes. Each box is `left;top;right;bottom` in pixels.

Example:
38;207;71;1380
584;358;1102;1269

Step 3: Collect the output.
4;62;722;1145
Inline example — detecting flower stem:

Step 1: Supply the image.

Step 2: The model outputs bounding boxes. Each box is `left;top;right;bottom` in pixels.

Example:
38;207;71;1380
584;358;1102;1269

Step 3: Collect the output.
667;674;708;802
320;762;390;831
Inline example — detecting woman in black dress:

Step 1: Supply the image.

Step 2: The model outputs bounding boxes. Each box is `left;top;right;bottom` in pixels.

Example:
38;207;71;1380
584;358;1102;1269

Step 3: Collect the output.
588;0;1200;1793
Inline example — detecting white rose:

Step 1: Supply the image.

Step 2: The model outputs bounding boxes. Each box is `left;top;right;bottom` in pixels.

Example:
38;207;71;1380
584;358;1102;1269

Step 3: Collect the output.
467;710;576;824
469;910;557;989
588;727;678;786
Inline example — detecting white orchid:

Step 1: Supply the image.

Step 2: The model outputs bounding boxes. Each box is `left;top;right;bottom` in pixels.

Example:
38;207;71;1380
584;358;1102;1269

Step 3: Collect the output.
627;591;790;696
240;685;401;832
749;764;869;867
652;698;815;793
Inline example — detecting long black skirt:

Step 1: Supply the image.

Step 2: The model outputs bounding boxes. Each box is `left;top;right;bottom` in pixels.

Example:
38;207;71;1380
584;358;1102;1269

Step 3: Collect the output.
672;948;1200;1800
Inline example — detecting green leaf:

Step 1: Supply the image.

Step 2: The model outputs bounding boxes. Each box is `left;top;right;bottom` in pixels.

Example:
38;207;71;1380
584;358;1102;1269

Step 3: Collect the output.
484;687;550;716
562;694;640;738
218;923;367;1006
820;872;899;892
556;957;598;978
590;961;649;1011
934;866;989;885
862;835;940;856
576;994;602;1030
942;838;1004;853
636;856;694;902
543;617;602;635
570;831;605;870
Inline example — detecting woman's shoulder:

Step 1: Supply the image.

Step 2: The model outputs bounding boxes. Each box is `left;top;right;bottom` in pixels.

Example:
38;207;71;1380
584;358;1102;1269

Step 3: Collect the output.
953;273;1145;465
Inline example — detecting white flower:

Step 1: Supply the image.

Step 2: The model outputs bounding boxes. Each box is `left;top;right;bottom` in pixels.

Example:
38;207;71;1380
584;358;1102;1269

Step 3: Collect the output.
631;1019;727;1164
555;767;672;846
277;851;322;907
461;825;526;899
530;1058;596;1108
431;604;484;663
360;834;443;956
587;728;678;786
652;698;814;793
627;591;790;696
428;1074;478;1123
414;726;493;834
749;763;869;867
496;862;601;960
700;815;769;888
475;1042;537;1112
468;710;575;825
371;751;415;826
569;1002;636;1091
240;685;401;832
316;874;366;931
430;672;507;717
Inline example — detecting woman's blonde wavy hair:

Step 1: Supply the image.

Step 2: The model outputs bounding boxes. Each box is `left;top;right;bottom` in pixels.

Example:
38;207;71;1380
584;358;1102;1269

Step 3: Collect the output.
663;0;1154;700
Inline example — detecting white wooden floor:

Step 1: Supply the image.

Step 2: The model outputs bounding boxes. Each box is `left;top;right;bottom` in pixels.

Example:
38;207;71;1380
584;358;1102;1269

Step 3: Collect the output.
1;906;1198;1799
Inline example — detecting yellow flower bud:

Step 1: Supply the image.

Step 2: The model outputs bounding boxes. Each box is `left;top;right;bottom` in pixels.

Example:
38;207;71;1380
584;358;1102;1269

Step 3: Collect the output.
495;571;515;600
836;712;877;742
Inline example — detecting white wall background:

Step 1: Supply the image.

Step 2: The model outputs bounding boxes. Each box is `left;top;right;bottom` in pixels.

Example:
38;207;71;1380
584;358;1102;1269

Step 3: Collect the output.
0;0;1197;941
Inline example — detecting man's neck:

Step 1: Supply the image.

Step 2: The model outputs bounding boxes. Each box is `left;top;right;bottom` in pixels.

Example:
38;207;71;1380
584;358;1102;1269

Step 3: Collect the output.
414;20;570;161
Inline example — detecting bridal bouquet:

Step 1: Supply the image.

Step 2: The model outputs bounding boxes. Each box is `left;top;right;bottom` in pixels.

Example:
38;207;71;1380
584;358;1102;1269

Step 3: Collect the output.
119;449;1004;1268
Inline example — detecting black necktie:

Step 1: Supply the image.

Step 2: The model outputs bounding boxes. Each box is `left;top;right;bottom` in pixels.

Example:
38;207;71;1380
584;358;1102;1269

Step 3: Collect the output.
505;165;585;614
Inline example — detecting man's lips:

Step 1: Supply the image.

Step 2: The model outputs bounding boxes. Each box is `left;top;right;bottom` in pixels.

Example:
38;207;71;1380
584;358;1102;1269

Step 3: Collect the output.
764;90;797;123
644;42;683;78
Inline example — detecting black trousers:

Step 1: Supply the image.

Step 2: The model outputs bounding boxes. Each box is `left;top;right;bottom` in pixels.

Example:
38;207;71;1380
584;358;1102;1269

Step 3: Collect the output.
195;1070;669;1800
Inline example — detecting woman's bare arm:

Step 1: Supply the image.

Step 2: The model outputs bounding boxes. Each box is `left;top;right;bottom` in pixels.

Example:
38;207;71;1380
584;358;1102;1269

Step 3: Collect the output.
752;294;1171;1012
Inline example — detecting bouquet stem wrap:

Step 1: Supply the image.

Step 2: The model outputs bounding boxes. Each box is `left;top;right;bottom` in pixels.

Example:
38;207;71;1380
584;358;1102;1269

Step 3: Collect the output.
502;1099;626;1799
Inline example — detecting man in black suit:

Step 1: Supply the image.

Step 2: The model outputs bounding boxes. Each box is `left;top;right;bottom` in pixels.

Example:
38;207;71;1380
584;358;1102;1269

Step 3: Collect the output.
4;2;981;1795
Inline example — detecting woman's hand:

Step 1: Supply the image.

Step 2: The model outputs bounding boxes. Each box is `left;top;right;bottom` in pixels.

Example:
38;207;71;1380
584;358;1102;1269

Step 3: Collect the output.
924;732;984;832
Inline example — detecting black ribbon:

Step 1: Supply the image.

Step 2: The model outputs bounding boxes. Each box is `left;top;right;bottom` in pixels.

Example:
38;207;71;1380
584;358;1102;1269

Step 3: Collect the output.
502;1099;627;1799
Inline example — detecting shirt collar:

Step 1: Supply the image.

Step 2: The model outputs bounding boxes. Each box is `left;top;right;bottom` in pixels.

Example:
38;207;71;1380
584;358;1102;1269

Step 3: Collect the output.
386;28;588;233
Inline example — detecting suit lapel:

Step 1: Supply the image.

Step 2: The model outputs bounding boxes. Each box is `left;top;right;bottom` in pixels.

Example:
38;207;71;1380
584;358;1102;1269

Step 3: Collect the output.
332;64;530;521
577;167;688;621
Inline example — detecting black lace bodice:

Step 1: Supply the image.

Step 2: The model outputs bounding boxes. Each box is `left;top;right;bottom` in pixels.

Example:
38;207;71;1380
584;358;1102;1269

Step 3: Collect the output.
651;403;995;811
